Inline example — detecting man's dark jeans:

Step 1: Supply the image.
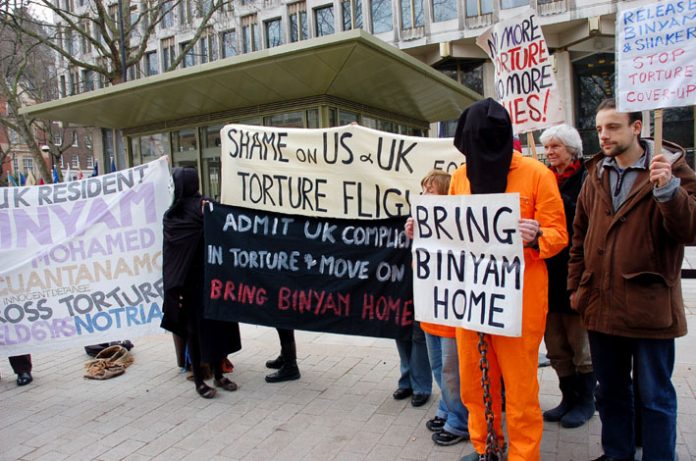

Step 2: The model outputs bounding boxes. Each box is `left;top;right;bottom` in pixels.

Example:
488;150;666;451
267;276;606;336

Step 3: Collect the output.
588;331;677;461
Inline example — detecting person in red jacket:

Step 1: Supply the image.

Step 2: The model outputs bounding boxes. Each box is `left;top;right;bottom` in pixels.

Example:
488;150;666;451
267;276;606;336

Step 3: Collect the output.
568;98;696;461
451;99;568;461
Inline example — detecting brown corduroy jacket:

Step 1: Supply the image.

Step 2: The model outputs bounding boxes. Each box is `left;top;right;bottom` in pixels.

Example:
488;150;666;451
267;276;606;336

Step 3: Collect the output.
568;139;696;339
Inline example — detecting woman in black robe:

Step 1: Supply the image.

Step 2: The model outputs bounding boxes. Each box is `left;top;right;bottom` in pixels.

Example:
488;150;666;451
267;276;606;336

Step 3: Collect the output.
161;167;241;398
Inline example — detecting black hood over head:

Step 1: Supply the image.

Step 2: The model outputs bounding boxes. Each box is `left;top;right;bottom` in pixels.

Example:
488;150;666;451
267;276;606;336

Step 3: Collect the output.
162;167;203;289
453;98;513;194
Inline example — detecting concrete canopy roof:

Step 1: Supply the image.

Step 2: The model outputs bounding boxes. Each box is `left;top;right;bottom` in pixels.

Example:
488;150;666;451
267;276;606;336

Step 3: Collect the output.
19;30;480;130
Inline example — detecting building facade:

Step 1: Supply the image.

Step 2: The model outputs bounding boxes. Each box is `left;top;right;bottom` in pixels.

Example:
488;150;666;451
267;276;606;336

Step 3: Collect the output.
42;0;695;196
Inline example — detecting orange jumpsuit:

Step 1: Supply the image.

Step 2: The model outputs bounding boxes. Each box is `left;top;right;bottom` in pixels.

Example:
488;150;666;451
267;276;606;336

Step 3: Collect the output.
450;152;567;461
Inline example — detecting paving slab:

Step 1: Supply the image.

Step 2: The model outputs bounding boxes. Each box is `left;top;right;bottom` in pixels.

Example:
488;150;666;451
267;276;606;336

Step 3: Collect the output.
2;280;695;461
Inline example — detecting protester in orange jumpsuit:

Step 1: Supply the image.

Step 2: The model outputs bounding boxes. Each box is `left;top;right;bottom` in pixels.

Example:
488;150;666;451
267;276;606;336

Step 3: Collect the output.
451;99;568;461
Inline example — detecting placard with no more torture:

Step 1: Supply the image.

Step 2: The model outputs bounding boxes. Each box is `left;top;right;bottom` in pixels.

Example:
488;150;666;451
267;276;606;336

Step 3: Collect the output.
476;8;565;133
204;203;414;340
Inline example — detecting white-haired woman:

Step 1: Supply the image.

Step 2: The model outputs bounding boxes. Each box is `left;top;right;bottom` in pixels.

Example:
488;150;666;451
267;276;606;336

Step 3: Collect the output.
540;124;595;428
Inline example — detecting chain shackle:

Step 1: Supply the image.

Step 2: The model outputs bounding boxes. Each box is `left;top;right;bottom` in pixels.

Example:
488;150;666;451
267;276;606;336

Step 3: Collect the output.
477;332;503;460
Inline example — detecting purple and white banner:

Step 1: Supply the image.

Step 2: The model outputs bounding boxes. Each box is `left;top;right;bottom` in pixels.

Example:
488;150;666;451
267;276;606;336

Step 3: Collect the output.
0;157;172;357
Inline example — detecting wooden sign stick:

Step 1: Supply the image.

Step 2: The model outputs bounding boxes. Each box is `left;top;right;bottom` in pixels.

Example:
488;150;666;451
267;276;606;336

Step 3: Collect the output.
654;109;663;159
526;132;538;160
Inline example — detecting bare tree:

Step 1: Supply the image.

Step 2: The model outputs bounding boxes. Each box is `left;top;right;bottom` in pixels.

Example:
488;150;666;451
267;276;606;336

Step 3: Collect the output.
0;6;71;183
4;0;232;86
1;0;241;183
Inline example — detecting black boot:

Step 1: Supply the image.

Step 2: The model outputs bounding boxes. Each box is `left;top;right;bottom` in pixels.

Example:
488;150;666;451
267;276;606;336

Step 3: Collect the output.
561;372;596;428
543;375;577;422
265;354;285;369
265;341;300;383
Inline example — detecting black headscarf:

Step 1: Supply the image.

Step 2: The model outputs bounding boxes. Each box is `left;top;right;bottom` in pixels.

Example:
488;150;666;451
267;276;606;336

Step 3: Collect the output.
453;98;513;194
162;167;203;290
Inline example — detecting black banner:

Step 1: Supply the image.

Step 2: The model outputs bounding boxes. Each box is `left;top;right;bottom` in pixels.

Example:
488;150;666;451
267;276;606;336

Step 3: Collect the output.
203;203;414;340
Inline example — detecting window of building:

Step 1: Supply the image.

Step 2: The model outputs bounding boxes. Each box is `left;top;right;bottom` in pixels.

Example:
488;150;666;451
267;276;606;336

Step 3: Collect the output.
59;75;67;98
86;155;95;168
80;19;91;53
108;3;117;21
8;129;19;144
179;0;193;24
72;132;79;146
145;51;158;75
69;68;79;95
54;134;63;146
127;61;141;80
338;110;359;125
221;30;238;57
202;125;223;148
573;52;615;153
307;109;320;128
341;0;363;30
81;69;94;91
378;119;396;133
180;42;196;67
199;30;217;63
289;3;308;42
172;129;198;167
65;29;74;55
85;134;93;149
56;27;64;63
140;134;169;165
161;0;174;28
197;0;213;17
465;0;492;16
200;125;222;200
23;157;34;172
161;37;176;71
437;59;484;92
401;0;424;28
97;57;109;88
264;111;305;128
59;156;65;168
315;5;335;36
241;16;259;53
501;0;527;8
432;0;457;21
265;18;283;48
71;155;80;169
370;0;393;33
434;59;485;107
129;4;138;28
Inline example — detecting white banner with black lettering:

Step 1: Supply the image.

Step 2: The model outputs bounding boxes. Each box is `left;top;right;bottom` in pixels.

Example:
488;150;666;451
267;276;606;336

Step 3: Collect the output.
411;194;524;337
220;124;464;219
616;0;696;112
0;157;172;357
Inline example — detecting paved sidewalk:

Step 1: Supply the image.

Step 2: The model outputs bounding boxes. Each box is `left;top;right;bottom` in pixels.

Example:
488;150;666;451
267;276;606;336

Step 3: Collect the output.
2;278;695;461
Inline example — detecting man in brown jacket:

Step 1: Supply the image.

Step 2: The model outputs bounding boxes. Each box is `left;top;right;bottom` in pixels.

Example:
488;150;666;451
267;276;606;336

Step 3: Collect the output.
568;98;696;461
